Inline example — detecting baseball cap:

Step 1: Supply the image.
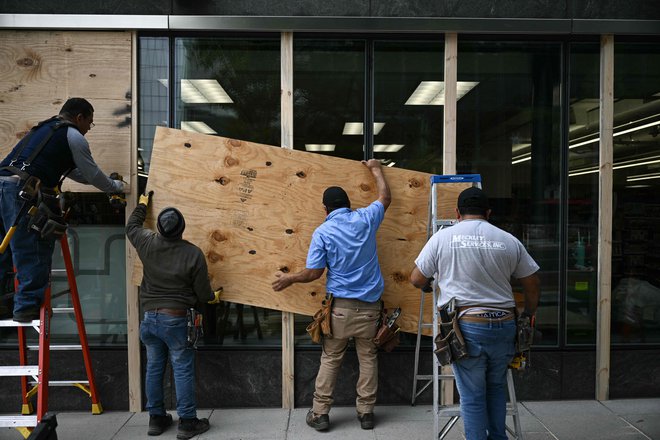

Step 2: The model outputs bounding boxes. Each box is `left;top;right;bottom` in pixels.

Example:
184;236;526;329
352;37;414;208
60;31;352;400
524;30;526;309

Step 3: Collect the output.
457;187;489;210
322;186;350;209
157;207;186;238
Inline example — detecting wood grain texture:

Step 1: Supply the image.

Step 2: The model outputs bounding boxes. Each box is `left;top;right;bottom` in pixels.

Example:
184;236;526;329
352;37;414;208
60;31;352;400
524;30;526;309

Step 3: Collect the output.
0;30;132;193
132;127;471;334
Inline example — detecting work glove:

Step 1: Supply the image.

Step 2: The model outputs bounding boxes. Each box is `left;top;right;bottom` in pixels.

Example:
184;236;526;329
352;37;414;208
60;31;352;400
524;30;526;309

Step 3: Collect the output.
208;287;223;304
139;190;154;207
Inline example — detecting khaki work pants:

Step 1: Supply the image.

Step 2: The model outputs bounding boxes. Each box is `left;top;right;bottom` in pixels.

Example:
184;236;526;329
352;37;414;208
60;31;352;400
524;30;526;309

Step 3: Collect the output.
312;298;380;416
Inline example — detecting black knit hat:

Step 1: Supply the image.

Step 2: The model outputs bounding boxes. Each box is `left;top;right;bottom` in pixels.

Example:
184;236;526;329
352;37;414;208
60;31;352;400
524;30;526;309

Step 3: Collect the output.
157;207;186;239
457;187;489;210
322;186;350;209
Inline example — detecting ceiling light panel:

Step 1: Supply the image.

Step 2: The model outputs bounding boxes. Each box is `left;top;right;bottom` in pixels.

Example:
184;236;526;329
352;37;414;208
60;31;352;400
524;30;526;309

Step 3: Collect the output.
180;121;217;134
305;144;336;152
180;79;233;104
405;81;479;106
342;122;385;135
373;144;405;153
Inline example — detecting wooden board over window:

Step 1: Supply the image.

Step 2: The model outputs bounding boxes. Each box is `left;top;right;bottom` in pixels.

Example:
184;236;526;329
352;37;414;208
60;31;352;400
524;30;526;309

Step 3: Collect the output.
0;30;131;192
132;127;472;334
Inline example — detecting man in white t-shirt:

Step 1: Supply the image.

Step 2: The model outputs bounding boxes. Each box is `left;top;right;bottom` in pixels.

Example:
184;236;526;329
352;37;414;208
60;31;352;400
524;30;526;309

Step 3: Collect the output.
410;187;540;440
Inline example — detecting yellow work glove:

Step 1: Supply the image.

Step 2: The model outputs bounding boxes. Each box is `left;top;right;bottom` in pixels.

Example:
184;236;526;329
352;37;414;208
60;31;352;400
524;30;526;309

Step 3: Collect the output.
139;190;154;207
208;288;223;304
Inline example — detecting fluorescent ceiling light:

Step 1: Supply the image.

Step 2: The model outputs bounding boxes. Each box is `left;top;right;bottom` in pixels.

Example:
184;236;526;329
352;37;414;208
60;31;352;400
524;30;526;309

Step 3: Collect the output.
405;81;479;106
569;119;660;149
569;155;660;177
305;144;335;152
511;143;531;154
626;172;660;182
160;79;234;104
511;153;532;165
373;144;405;153
387;162;396;167
180;121;217;134
342;122;385;135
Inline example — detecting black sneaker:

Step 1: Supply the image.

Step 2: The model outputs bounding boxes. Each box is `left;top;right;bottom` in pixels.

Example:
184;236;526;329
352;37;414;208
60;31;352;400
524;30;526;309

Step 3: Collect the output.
357;412;374;430
13;307;40;323
148;413;173;436
177;417;210;440
306;409;329;431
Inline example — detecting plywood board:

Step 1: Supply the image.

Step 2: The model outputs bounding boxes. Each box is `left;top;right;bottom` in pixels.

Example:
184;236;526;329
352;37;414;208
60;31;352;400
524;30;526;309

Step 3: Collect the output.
132;127;472;334
0;30;132;193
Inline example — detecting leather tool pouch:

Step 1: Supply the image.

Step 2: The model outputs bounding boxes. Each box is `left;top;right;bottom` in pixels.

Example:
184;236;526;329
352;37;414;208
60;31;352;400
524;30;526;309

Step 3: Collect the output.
306;293;333;344
186;308;204;348
434;305;468;366
374;306;401;352
27;188;67;240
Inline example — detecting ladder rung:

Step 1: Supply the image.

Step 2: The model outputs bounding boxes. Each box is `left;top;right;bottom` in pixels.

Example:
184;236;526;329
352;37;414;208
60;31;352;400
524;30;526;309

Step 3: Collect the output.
27;344;82;351
53;307;75;314
29;380;89;386
415;375;433;380
0;365;39;376
420;323;434;328
51;268;67;273
437;405;461;417
0;319;39;327
0;415;38;427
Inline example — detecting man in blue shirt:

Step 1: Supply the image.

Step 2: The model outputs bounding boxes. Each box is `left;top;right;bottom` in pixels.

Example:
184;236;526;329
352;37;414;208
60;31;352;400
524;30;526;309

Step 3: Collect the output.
272;159;391;432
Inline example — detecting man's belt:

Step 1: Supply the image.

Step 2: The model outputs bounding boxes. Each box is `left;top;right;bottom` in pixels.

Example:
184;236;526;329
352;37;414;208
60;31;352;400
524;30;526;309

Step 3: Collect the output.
460;313;515;323
150;308;187;317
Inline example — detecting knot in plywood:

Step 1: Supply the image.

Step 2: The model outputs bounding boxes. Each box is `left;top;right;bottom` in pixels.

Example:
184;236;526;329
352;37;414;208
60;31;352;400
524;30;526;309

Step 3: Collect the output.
225;156;239;167
360;183;371;192
207;251;223;264
296;171;306;178
279;266;290;273
211;231;227;242
17;57;35;67
408;178;422;188
391;272;407;283
215;176;229;185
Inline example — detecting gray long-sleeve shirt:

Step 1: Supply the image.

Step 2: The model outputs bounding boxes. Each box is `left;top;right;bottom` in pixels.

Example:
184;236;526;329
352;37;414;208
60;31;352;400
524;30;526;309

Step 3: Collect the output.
126;204;214;311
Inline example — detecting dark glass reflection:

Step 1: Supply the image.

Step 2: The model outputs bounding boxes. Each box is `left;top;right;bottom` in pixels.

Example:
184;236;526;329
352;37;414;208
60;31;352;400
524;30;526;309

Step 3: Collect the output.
457;41;562;346
374;40;444;172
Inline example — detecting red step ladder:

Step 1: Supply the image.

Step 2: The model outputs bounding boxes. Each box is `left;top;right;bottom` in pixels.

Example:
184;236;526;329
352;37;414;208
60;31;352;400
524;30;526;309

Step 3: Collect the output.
0;233;103;437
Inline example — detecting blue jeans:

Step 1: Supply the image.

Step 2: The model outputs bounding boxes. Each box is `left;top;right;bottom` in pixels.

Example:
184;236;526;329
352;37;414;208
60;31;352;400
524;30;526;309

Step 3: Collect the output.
0;177;55;314
140;311;197;419
452;319;516;440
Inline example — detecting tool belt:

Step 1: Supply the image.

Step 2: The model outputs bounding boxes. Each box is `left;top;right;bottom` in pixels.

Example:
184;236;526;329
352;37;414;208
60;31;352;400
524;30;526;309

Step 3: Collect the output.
26;184;68;241
434;299;468;366
306;293;333;344
186;308;204;348
374;305;401;352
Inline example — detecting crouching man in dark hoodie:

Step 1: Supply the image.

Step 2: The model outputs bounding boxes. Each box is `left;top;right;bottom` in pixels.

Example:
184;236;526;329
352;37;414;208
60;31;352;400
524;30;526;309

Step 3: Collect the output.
126;191;214;439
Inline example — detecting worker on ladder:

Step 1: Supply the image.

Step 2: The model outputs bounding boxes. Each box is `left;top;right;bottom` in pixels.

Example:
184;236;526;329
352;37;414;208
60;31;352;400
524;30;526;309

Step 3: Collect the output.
0;97;125;322
410;187;540;440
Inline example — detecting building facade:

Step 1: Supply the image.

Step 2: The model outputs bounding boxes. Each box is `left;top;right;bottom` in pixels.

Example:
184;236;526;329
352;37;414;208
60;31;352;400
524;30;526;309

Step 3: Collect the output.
1;1;659;413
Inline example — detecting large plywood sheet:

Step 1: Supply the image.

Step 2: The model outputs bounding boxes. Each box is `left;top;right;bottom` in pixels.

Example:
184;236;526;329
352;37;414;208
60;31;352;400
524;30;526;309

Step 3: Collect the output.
0;30;132;193
132;127;471;334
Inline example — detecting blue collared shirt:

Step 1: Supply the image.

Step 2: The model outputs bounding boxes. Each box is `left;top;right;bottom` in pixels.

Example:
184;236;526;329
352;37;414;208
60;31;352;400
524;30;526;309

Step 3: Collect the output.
306;201;385;302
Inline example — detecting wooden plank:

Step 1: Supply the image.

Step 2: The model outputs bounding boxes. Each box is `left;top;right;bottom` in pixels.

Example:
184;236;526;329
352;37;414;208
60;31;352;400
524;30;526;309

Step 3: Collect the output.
132;127;472;334
0;30;132;193
443;33;457;176
126;31;142;413
280;31;295;410
596;34;614;402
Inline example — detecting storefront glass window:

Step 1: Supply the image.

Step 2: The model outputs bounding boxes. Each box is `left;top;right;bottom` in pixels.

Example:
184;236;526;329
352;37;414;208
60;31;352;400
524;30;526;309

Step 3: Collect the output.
373;40;444;172
567;42;600;345
611;42;660;344
457;40;562;346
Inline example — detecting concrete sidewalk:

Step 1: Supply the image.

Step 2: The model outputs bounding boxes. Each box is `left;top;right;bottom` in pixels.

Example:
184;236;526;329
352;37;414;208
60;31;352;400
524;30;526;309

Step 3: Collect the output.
0;399;658;439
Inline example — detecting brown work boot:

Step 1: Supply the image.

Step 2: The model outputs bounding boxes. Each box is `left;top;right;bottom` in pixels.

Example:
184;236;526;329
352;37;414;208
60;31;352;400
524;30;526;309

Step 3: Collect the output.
357;412;374;430
306;409;329;431
148;413;172;436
